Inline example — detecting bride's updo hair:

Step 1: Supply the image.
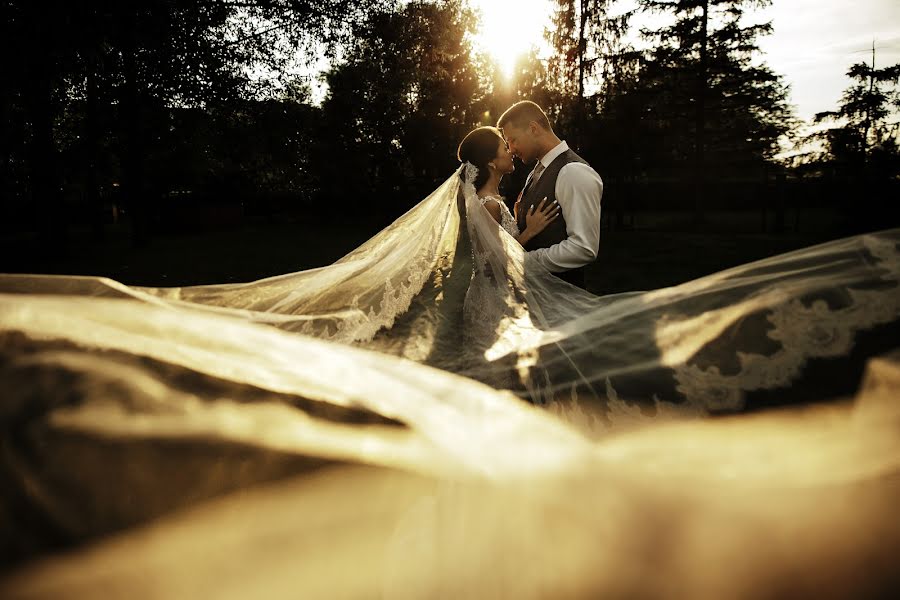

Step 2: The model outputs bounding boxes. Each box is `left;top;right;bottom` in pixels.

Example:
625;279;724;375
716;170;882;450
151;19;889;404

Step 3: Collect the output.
457;126;504;190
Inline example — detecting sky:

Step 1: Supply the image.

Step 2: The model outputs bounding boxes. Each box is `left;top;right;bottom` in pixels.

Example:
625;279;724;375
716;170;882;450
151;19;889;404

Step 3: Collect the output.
755;0;900;121
469;0;900;123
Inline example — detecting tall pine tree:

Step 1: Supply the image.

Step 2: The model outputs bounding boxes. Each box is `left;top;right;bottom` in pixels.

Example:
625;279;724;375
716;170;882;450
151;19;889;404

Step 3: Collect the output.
319;0;484;210
637;0;793;223
547;0;638;151
813;46;900;181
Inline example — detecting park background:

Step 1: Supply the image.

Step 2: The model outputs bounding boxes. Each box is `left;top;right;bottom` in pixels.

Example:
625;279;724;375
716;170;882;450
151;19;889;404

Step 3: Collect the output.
2;0;899;295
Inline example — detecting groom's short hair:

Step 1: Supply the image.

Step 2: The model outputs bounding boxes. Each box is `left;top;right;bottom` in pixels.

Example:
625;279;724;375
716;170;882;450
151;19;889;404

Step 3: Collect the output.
497;101;552;132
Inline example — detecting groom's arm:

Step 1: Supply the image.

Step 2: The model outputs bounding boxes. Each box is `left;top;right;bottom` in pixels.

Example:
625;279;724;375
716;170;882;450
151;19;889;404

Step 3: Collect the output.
528;163;603;272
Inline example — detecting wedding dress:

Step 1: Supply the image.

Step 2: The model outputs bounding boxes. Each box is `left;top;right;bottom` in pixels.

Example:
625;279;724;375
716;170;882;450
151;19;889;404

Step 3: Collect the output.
459;193;522;390
1;164;899;597
479;194;519;238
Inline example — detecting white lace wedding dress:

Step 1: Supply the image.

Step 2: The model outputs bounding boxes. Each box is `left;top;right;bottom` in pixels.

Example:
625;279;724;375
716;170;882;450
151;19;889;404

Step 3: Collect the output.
479;194;519;238
463;195;517;328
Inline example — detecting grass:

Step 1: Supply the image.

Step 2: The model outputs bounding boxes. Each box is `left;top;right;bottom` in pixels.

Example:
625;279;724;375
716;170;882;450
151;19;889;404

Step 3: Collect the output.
1;210;863;295
588;229;836;295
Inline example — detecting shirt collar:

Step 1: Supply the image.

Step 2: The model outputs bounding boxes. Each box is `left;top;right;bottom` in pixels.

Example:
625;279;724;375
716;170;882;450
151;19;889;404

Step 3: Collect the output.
539;140;569;169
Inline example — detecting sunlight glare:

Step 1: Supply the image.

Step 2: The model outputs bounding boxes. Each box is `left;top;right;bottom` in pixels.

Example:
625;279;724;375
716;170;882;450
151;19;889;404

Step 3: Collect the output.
471;0;553;78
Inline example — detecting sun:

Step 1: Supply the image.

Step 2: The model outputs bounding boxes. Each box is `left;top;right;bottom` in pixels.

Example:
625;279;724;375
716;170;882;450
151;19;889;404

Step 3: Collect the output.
470;0;554;78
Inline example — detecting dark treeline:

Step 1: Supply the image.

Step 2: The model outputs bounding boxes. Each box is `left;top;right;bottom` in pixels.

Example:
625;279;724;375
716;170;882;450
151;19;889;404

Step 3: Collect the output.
2;0;899;254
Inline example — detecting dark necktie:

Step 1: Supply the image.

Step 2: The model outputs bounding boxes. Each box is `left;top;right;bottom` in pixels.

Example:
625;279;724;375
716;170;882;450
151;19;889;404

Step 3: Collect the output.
523;161;545;196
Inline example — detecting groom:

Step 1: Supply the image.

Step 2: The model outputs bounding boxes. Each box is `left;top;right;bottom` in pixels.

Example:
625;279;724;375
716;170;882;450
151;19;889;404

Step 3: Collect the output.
498;101;603;289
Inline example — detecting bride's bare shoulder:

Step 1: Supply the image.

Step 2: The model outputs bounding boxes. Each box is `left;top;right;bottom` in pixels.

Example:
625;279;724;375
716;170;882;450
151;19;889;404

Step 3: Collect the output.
479;197;503;224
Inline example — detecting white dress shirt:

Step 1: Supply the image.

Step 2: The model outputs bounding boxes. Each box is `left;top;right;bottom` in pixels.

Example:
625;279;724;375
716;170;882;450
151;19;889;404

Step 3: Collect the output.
528;141;603;273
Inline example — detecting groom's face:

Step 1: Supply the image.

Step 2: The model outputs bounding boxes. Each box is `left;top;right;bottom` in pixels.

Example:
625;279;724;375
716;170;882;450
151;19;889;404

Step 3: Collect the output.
501;122;538;164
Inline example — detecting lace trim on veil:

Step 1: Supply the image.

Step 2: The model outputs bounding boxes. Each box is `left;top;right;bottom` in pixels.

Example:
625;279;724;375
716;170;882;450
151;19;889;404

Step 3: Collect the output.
664;232;900;411
2;162;898;439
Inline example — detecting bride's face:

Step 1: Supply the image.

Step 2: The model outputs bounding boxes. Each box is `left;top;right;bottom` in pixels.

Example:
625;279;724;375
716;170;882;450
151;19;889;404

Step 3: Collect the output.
492;138;515;175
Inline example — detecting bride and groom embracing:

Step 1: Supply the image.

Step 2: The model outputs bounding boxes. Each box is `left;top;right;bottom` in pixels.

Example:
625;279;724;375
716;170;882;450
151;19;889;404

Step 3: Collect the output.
457;101;604;290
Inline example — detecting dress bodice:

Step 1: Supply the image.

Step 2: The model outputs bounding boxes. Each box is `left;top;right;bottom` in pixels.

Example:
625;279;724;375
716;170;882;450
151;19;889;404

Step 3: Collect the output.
480;195;519;238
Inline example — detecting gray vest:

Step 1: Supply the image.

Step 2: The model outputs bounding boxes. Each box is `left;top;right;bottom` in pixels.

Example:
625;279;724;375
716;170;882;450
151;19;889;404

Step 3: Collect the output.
515;149;591;287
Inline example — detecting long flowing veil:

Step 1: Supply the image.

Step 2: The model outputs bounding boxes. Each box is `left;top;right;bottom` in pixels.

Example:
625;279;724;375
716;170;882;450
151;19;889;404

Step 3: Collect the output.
1;166;899;596
5;165;897;425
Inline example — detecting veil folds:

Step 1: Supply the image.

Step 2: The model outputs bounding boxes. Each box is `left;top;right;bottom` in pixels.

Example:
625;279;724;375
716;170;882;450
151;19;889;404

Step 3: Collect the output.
2;165;899;433
2;167;900;591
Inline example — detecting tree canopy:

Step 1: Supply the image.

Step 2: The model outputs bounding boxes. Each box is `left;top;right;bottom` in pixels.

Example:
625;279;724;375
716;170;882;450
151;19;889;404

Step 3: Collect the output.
4;0;894;244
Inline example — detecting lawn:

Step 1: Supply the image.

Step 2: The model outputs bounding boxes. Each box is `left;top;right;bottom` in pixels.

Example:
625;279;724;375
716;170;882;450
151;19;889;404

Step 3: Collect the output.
1;210;866;296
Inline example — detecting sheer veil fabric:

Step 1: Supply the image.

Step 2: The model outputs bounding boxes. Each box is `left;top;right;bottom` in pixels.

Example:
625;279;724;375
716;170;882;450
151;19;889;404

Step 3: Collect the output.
2;164;899;430
1;166;900;596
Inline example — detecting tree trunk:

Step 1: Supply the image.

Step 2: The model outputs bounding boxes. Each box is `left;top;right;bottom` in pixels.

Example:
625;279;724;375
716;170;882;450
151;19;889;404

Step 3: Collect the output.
86;49;104;241
773;172;786;234
862;42;875;166
25;7;65;256
576;0;588;150
693;0;709;228
0;2;10;221
121;8;150;247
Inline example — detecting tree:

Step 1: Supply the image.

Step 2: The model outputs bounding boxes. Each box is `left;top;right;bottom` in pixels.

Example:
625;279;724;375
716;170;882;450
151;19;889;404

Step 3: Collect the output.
547;0;638;151
813;45;900;181
0;1;11;224
4;0;396;247
317;0;484;215
546;1;643;229
17;1;69;253
637;0;793;223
